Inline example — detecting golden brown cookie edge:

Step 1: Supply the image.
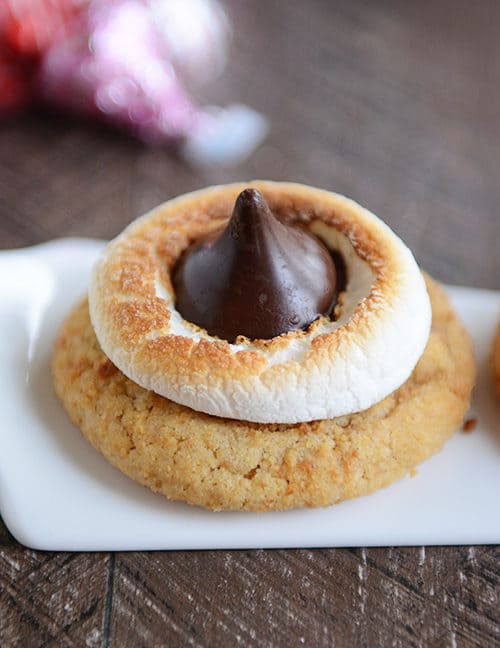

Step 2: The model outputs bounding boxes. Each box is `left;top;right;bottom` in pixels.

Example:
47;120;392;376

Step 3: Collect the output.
52;276;476;512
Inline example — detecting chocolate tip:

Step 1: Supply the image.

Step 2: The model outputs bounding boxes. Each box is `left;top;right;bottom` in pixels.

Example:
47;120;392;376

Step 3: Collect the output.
232;187;272;226
236;187;266;209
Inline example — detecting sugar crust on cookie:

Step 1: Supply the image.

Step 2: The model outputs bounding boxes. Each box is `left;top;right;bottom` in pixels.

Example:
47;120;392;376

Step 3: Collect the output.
53;277;475;512
89;181;432;423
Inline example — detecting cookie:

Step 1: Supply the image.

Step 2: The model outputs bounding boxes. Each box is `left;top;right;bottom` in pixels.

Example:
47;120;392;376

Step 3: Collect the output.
52;276;475;512
493;324;500;395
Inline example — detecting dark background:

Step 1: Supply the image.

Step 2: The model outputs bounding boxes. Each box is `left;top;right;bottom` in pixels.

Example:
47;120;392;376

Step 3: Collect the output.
1;1;498;646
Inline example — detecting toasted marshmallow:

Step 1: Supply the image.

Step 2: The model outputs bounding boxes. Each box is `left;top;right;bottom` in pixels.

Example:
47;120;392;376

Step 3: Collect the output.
89;181;431;423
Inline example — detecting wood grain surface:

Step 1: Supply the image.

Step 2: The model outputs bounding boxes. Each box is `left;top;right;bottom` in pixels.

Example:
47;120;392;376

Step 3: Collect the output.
1;0;499;646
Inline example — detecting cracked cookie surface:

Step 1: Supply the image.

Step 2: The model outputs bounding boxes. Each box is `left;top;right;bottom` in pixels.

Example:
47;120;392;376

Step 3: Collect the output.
52;276;475;511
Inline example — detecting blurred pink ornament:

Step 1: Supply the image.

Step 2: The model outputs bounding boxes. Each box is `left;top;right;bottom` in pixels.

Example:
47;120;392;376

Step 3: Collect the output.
150;0;229;86
38;0;201;142
2;0;268;163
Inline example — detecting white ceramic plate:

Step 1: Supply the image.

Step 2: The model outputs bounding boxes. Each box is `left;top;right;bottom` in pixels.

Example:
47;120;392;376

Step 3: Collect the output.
0;239;499;551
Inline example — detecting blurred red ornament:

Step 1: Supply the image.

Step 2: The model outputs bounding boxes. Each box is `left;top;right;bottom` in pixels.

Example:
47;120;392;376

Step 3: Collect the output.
0;0;79;114
0;55;31;114
2;0;79;57
0;0;268;163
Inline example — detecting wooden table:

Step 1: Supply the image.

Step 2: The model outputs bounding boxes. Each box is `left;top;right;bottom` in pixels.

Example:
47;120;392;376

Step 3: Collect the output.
1;1;498;645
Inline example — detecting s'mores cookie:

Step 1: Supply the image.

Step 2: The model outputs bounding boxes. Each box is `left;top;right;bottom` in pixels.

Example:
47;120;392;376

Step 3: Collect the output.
52;181;476;510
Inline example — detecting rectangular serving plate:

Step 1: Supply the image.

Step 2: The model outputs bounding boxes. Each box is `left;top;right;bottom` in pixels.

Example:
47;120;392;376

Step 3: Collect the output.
0;239;499;551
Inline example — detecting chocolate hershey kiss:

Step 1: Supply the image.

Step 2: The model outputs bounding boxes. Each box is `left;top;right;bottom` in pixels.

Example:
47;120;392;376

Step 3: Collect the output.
172;188;337;342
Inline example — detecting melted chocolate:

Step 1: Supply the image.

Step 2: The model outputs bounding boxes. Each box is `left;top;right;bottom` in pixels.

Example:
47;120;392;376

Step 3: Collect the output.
172;188;338;342
330;248;347;298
